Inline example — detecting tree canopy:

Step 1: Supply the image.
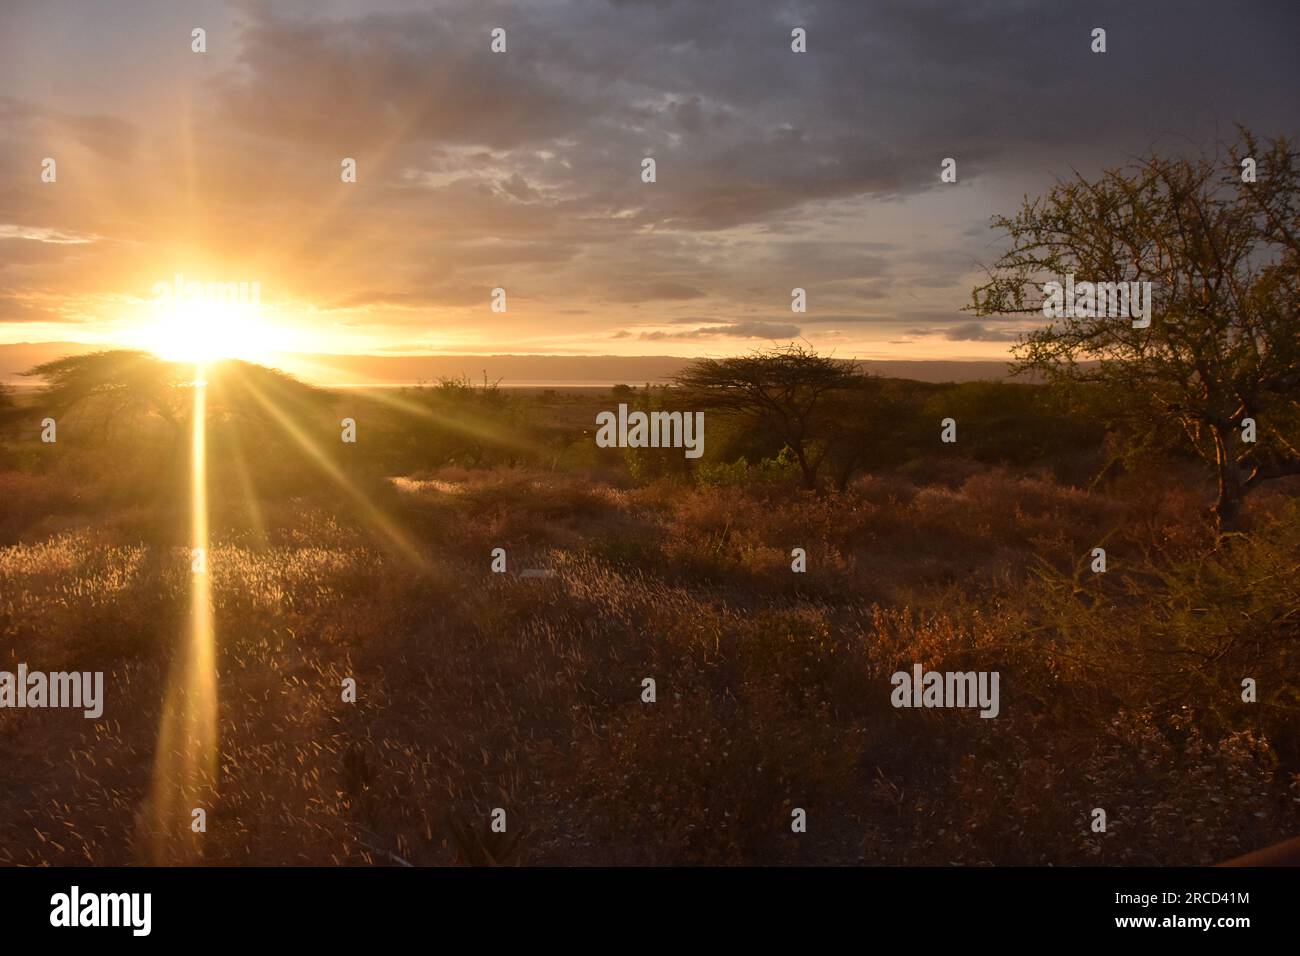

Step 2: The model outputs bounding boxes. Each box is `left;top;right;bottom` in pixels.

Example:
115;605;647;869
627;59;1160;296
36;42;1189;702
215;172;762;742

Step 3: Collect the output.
972;130;1300;528
674;344;863;489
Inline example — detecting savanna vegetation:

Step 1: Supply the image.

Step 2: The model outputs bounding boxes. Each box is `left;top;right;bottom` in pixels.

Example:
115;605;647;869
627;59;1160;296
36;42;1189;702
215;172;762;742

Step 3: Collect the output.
0;345;1295;866
1;131;1297;866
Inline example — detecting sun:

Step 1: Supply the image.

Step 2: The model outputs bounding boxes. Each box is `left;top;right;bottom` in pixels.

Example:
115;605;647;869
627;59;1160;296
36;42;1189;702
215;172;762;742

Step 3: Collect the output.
130;299;287;366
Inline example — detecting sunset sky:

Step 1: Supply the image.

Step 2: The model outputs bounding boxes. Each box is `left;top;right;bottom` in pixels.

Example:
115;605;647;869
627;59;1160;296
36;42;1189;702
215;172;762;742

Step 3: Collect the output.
2;0;1297;373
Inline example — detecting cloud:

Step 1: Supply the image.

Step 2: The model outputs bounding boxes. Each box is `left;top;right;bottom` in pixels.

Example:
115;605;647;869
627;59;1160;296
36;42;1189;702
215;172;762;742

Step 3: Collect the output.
0;225;99;245
1;0;1296;355
0;292;72;324
0;97;139;163
205;0;1300;240
941;322;1023;342
640;320;801;340
605;281;707;302
0;237;94;268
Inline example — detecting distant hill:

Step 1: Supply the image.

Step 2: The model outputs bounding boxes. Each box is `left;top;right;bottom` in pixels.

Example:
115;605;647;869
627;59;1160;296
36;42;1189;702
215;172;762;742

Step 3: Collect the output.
280;353;693;387
1;343;1018;387
277;353;1019;386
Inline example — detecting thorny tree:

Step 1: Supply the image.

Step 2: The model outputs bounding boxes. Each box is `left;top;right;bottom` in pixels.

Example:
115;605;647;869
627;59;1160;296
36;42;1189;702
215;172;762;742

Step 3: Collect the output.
972;130;1300;530
674;344;860;490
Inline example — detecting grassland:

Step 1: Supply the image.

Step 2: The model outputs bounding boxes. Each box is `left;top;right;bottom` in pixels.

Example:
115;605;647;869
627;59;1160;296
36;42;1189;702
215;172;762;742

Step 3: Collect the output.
0;381;1296;865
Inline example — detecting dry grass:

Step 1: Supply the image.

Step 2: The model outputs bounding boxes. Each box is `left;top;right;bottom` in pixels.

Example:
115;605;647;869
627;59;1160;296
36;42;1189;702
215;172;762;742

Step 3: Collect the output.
0;464;1295;865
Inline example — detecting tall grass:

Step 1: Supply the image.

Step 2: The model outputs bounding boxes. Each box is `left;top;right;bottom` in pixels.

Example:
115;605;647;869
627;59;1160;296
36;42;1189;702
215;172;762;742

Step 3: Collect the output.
1;464;1294;865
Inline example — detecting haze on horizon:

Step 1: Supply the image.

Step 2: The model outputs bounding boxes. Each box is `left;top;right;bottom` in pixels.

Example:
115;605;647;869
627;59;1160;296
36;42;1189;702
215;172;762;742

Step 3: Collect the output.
2;0;1297;369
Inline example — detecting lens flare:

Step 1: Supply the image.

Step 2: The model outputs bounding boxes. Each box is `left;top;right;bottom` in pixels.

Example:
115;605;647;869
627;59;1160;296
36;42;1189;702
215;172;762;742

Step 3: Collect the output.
143;366;217;863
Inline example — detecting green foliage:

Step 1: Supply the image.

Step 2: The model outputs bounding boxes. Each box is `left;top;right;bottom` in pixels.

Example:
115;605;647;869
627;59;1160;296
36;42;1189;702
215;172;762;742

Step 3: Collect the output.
697;447;802;487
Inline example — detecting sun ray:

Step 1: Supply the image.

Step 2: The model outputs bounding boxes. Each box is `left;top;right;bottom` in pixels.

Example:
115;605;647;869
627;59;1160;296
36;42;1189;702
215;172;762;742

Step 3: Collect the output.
143;365;217;863
280;356;552;461
256;83;449;289
236;370;428;567
216;405;270;545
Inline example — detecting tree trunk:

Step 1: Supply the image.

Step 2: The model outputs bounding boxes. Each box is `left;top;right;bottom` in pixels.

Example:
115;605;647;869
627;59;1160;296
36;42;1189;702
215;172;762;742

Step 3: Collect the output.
1212;424;1244;531
834;452;861;492
789;442;817;490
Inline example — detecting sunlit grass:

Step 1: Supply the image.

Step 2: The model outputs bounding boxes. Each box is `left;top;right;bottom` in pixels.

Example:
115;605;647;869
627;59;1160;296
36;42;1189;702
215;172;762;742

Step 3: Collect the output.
3;468;1294;865
144;371;217;862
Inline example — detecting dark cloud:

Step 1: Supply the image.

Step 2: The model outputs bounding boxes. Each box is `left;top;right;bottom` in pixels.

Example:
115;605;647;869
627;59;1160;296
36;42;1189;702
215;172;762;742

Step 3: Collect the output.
1;0;1297;351
207;0;1300;237
640;321;801;340
941;322;1023;342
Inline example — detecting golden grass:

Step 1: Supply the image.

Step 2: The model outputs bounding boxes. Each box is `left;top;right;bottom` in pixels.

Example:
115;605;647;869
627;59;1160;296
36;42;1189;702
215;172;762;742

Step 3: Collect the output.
0;466;1295;865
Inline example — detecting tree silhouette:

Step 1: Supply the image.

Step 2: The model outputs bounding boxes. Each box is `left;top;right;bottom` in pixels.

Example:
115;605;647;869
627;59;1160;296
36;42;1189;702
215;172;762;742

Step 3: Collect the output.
24;351;332;438
25;350;189;438
972;130;1300;529
674;344;861;490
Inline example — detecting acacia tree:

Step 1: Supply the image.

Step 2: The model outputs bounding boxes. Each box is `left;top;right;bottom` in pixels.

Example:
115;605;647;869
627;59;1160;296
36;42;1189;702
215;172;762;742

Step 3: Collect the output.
25;350;331;437
971;131;1300;529
673;344;861;489
24;351;336;498
26;350;190;437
